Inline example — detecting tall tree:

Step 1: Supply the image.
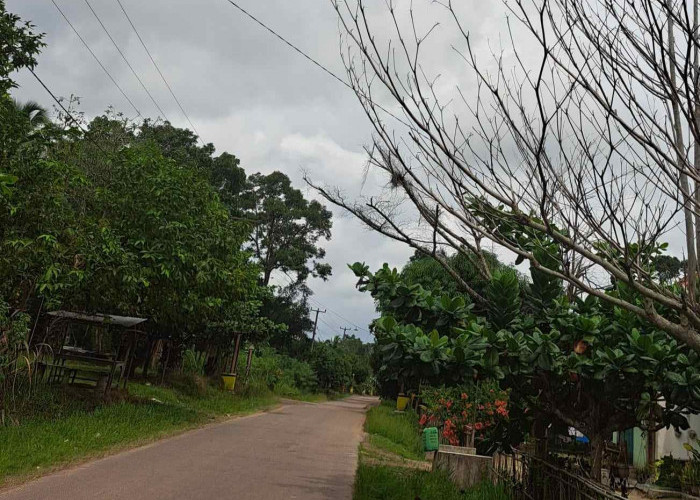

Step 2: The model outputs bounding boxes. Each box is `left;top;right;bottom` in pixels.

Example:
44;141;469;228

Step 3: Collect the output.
243;171;332;286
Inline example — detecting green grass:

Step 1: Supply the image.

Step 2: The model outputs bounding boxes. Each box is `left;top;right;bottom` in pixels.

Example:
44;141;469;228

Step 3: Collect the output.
353;463;510;500
364;402;424;460
0;380;277;485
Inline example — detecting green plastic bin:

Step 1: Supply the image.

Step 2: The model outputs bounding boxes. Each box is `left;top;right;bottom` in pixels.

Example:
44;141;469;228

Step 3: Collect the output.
423;427;439;452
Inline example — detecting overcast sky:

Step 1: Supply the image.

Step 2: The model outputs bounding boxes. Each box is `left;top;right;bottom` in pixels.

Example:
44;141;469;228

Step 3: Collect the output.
12;1;684;343
8;0;506;342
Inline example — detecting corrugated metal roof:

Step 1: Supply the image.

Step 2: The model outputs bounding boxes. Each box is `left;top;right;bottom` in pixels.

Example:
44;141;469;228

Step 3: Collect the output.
47;311;147;328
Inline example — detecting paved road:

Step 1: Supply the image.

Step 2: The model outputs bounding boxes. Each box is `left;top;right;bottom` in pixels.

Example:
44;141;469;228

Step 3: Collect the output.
0;396;377;500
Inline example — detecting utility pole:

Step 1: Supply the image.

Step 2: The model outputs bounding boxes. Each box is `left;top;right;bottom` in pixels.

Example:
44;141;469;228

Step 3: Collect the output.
340;326;357;339
310;308;326;351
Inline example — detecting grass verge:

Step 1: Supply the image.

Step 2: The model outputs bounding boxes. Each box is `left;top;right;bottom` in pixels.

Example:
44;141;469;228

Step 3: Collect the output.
363;401;423;461
0;379;278;486
354;463;509;500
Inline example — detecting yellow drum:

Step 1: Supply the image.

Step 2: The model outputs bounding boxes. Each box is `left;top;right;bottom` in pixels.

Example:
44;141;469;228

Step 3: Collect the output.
222;373;237;391
396;394;410;411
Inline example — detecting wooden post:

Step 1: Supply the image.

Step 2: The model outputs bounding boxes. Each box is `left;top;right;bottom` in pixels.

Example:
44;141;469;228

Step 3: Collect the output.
245;344;254;379
230;333;242;374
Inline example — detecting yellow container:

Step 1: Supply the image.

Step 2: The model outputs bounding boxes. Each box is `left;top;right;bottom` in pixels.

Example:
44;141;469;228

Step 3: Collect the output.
396;395;410;411
222;373;237;391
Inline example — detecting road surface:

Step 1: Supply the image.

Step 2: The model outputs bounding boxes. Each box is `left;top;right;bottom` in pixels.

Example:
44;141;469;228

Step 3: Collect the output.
0;396;377;500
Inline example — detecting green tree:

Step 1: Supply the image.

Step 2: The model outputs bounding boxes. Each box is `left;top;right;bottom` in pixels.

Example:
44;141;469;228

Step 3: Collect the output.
653;254;685;284
9;99;47;128
242;171;332;286
0;0;44;95
352;257;700;479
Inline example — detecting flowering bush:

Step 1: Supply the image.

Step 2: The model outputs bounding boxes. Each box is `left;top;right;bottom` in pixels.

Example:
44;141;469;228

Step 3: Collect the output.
419;381;509;449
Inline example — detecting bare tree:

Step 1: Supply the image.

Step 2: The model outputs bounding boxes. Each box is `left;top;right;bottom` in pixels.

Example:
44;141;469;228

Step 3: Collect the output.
306;0;700;351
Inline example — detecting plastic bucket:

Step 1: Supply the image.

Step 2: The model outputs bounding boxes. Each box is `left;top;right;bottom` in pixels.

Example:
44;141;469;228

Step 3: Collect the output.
222;373;237;391
396;395;410;411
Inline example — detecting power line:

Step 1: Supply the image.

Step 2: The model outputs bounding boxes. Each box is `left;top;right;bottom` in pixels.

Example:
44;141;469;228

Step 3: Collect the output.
51;0;142;118
308;296;371;334
83;0;170;120
222;0;411;128
114;0;206;145
29;69;108;156
310;307;326;350
277;272;370;334
340;325;358;338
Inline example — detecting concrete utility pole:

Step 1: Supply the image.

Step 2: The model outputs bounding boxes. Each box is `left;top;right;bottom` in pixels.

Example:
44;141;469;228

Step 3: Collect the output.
340;326;357;339
310;308;326;351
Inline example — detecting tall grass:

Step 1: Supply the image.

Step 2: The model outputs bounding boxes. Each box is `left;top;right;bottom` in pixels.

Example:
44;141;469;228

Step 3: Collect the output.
354;464;510;500
364;401;423;460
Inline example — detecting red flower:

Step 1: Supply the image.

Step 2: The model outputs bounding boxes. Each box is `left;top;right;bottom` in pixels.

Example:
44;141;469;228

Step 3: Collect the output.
461;393;468;400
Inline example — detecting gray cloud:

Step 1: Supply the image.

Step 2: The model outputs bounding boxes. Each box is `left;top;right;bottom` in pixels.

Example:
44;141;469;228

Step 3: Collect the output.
7;0;529;342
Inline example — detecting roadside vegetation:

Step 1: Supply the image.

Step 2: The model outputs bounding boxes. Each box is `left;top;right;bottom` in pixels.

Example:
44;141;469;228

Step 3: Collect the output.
354;464;508;500
0;378;275;485
356;401;508;499
363;402;423;461
0;3;377;486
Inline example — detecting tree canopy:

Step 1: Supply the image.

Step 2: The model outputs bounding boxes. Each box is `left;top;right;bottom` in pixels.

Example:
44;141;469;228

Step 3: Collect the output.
242;171;332;286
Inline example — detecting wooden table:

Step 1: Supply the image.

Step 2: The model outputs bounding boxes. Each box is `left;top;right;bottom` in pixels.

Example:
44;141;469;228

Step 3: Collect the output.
48;346;126;396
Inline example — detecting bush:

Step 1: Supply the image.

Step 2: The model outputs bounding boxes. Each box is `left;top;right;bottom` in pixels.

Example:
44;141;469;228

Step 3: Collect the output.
419;381;509;453
238;347;318;396
656;455;685;490
182;349;205;376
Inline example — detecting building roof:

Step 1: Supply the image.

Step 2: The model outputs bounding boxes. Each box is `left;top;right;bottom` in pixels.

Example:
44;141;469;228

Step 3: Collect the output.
47;311;147;328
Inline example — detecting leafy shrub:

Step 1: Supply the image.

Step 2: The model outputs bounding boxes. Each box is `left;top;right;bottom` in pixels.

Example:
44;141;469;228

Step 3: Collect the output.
681;461;700;494
0;300;30;417
239;347;318;395
419;381;509;452
656;455;685;489
182;349;205;376
358;375;378;396
682;440;700;494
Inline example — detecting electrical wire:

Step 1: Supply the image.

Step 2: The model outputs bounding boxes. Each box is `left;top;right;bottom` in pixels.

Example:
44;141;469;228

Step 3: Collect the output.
222;0;411;129
309;296;371;334
114;0;206;145
29;68;109;156
51;0;142;118
83;0;170;120
278;273;370;335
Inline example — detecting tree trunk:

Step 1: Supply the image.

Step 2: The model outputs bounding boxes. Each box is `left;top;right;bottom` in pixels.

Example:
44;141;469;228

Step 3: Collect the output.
590;433;605;482
532;418;548;459
262;267;272;286
670;12;698;302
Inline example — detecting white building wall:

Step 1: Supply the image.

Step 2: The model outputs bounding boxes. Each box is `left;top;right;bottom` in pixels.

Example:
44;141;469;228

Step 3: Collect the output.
655;414;700;460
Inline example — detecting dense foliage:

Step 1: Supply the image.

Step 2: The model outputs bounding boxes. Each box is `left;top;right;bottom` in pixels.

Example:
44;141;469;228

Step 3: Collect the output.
419;381;510;454
352;240;700;477
0;2;372;417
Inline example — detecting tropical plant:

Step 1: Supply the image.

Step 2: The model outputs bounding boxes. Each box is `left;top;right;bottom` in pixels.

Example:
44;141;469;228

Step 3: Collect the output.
419;382;510;454
0;299;30;420
351;253;700;480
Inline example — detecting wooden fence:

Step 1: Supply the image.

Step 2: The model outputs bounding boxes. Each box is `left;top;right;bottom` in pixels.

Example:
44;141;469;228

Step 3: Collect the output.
492;453;626;500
